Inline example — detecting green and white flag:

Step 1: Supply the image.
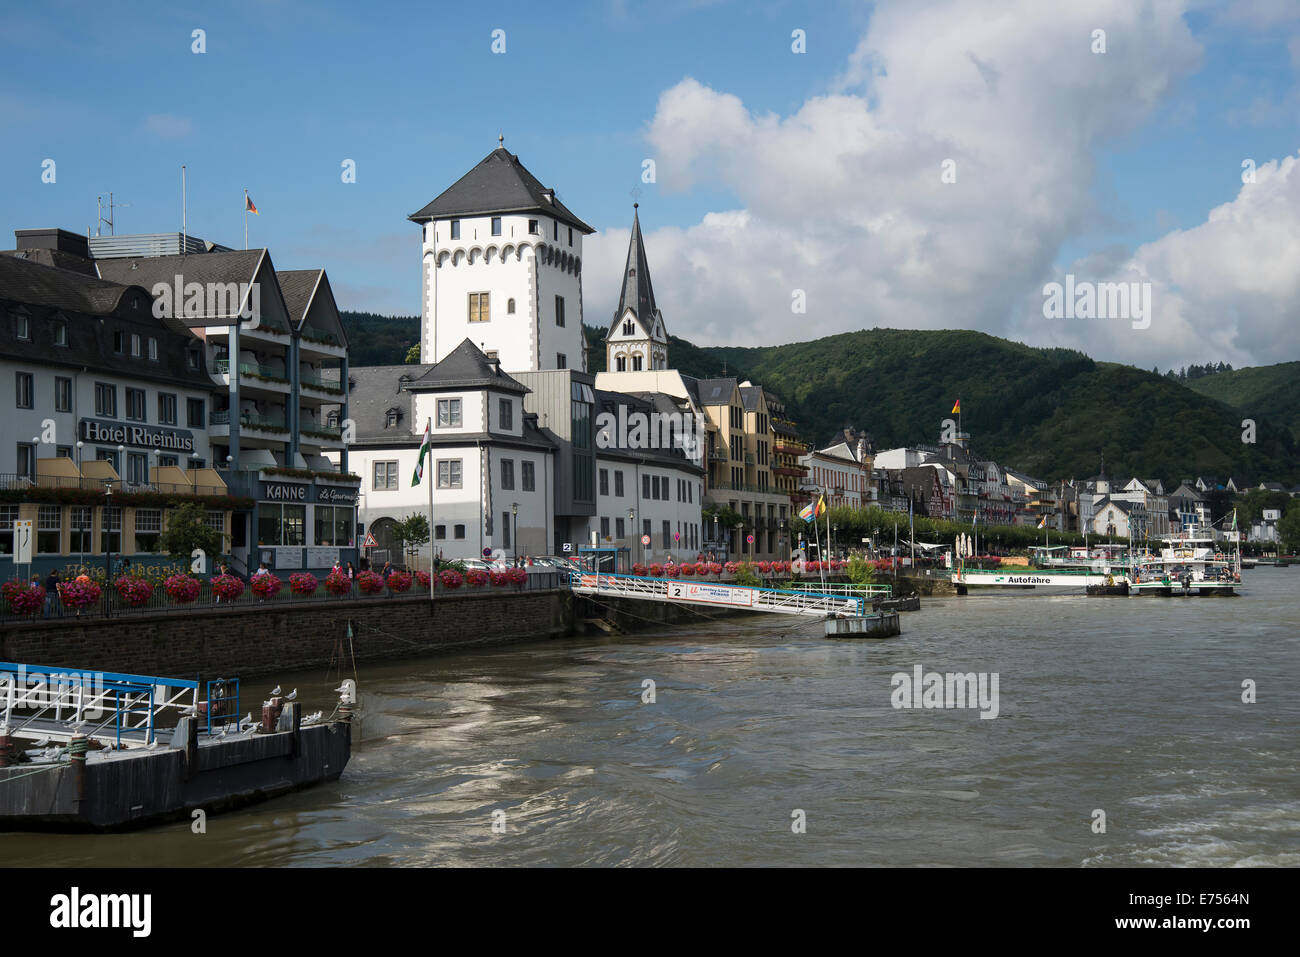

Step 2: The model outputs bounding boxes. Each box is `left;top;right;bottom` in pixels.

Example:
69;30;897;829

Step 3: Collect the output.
412;418;432;485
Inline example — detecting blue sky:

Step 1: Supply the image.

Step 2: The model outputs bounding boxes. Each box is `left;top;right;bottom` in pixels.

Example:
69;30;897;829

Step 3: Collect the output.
4;0;1299;368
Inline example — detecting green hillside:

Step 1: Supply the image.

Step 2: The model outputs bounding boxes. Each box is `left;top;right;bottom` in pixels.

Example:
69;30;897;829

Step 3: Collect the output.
703;329;1298;486
340;312;420;366
1181;361;1300;443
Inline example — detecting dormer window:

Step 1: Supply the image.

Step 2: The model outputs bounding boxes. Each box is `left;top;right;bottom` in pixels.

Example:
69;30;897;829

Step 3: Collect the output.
54;320;67;346
385;407;400;428
17;315;31;340
327;410;340;427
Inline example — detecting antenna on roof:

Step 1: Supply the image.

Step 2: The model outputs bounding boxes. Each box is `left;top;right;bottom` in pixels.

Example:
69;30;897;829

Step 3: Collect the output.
95;192;129;236
182;165;187;251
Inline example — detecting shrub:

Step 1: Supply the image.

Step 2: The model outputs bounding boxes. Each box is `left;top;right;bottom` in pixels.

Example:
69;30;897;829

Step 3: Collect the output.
289;573;319;596
386;570;413;593
251;574;283;599
163;574;200;604
357;571;385;594
733;562;761;587
211;574;245;601
847;556;877;585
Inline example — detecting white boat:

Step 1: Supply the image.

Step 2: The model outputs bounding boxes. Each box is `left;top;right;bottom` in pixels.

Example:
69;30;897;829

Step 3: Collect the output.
1130;535;1241;596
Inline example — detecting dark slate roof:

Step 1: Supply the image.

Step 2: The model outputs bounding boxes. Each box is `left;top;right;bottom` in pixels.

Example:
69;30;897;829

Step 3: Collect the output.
1;245;100;277
277;269;322;326
408;147;594;234
739;385;764;413
403;338;530;395
342;364;435;440
0;252;142;314
592;388;703;472
610;206;658;328
95;249;274;335
694;377;738;405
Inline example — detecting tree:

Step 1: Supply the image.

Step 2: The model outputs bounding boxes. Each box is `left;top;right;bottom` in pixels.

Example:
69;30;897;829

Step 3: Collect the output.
404;344;421;364
394;513;430;562
1279;508;1300;553
158;502;224;569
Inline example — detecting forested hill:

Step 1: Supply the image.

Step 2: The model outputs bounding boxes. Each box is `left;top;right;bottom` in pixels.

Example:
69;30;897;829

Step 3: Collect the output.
352;316;1299;485
702;328;1298;485
1181;361;1300;444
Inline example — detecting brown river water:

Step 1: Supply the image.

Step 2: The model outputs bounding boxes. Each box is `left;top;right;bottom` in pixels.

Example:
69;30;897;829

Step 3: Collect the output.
3;569;1297;866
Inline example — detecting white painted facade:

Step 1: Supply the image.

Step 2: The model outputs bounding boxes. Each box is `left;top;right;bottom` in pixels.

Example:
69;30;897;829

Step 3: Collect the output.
606;312;667;372
4;358;215;480
583;455;704;564
420;213;585;374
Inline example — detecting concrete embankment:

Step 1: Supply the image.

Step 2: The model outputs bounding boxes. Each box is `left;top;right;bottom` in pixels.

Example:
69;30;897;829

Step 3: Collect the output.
0;589;572;683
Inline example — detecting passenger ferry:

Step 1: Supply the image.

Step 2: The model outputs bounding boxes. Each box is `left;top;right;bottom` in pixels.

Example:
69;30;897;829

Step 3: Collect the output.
1130;535;1241;596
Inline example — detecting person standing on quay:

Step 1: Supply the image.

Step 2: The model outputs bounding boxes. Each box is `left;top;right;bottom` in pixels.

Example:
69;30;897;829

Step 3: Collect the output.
44;568;62;618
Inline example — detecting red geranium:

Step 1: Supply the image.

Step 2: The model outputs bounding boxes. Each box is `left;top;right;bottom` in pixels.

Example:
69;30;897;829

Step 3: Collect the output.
506;567;527;585
664;563;681;578
724;561;738;574
682;563;695;576
251;573;282;598
414;570;431;590
707;562;723;576
289;573;319;595
465;568;489;587
632;563;647;577
357;571;385;594
648;563;663;577
439;569;463;589
212;574;245;601
386;570;413;593
489;570;510;587
115;576;154;606
6;580;46;616
325;570;352;595
164;574;200;604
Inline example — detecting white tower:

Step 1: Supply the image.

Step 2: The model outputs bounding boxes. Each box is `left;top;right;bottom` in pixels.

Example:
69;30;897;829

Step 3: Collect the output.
409;140;594;373
604;204;668;372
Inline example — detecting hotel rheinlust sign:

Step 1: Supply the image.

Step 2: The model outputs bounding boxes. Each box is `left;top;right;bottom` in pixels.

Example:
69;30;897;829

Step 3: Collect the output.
79;418;196;452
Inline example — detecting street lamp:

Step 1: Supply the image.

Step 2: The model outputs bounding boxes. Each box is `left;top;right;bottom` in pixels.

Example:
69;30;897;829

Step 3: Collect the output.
832;523;838;559
628;506;638;570
738;521;745;558
103;481;114;617
511;502;519;566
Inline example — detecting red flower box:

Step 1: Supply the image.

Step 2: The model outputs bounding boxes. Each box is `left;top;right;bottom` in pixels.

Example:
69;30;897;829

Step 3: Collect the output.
6;580;46;615
664;563;681;578
707;562;723;576
506;567;527;585
438;570;463;589
251;573;283;598
325;570;352;595
386;571;413;593
115;576;153;606
648;563;664;577
414;570;431;590
682;564;696;576
163;574;200;604
212;574;245;601
632;563;648;577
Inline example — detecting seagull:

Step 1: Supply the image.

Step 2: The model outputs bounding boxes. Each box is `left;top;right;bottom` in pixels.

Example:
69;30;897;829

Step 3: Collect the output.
144;739;161;750
238;712;255;731
269;685;282;697
333;683;349;693
30;736;50;748
285;689;298;701
302;710;323;725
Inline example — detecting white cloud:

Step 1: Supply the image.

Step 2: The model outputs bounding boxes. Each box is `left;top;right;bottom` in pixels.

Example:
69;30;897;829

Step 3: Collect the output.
581;0;1300;370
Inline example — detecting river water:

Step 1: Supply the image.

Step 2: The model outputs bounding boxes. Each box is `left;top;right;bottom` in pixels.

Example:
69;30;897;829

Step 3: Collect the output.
4;569;1297;867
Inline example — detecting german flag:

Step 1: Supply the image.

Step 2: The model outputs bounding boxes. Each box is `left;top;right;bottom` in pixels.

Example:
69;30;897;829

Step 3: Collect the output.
245;194;259;215
951;399;961;414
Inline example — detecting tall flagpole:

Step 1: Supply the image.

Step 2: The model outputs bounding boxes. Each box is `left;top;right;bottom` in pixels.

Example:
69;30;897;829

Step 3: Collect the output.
244;188;249;250
181;166;187;248
429;421;435;607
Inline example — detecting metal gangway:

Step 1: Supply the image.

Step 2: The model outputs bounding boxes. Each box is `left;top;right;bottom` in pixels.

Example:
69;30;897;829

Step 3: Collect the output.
789;582;893;600
569;571;866;617
0;662;200;750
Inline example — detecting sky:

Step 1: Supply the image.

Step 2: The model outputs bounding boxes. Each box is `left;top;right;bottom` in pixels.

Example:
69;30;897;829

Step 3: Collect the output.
3;0;1300;371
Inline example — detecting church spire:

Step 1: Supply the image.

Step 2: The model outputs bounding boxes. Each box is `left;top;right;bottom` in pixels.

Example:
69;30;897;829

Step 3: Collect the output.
616;203;658;322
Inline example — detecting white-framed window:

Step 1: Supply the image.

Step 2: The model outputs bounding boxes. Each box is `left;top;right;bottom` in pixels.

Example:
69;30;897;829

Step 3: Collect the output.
135;508;162;552
373;460;398;491
54;321;67;346
125;388;146;421
437;459;463;489
16;316;31;340
158;393;177;425
130;334;141;357
147;337;158;361
95;382;117;417
54;376;72;412
37;505;61;554
437;398;462;428
15;372;33;409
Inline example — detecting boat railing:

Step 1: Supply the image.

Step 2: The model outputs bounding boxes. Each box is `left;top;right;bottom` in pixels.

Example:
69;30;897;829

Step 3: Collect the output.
0;661;199;749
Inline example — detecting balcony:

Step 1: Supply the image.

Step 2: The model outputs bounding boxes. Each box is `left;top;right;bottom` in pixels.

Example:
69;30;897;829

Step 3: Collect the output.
708;448;729;462
209;410;288;435
299;369;344;394
773;440;807;455
211;360;291;394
